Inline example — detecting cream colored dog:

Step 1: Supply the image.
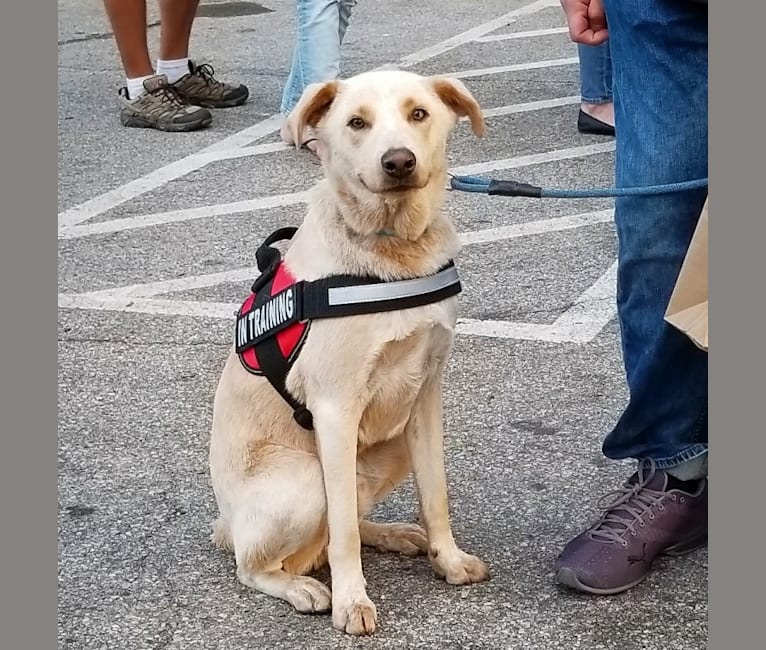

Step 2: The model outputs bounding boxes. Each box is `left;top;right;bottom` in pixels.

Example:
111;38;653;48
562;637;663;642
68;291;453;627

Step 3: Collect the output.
209;69;489;636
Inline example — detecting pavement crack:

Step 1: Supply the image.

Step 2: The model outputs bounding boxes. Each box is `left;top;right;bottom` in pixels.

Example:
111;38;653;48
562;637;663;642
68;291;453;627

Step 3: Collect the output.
58;22;159;46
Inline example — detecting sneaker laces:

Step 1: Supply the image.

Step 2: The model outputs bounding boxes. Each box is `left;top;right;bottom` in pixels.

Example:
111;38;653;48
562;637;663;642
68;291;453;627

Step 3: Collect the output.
148;79;187;107
588;459;668;544
190;62;223;89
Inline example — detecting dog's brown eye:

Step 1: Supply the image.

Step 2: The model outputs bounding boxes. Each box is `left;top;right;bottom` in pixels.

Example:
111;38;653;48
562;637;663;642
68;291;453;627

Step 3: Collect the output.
348;117;366;130
411;108;428;121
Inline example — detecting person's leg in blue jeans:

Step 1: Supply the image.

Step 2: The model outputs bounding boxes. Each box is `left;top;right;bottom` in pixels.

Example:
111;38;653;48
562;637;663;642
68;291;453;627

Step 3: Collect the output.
556;0;708;595
279;0;357;155
577;41;614;135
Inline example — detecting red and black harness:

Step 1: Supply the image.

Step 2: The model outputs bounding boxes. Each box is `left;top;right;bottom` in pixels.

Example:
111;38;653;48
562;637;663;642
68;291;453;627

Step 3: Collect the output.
235;227;462;431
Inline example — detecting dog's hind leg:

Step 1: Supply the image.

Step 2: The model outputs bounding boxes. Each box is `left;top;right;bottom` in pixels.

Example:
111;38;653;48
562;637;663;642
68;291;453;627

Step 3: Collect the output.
229;449;331;614
359;520;428;556
356;436;428;556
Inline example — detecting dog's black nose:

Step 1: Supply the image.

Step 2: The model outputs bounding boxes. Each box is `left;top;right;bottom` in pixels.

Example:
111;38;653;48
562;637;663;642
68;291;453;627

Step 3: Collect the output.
381;148;417;179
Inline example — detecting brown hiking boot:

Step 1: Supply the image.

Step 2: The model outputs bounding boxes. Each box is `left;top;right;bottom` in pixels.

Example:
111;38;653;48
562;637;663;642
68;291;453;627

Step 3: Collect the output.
119;75;212;132
171;61;249;108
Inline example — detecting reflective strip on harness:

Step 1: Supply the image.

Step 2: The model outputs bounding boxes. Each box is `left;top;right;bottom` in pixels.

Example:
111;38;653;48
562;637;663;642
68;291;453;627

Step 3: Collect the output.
326;265;460;306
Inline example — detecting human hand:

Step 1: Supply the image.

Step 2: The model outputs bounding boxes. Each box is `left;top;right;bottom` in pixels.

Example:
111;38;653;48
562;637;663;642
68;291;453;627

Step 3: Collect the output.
560;0;608;45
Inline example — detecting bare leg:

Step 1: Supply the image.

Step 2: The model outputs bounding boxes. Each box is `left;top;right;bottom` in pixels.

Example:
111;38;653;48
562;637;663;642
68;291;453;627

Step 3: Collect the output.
158;0;200;60
102;0;153;77
582;101;615;126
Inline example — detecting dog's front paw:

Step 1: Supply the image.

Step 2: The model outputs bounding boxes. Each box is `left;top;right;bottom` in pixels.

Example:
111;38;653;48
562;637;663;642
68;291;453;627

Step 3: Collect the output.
430;548;490;585
332;595;377;635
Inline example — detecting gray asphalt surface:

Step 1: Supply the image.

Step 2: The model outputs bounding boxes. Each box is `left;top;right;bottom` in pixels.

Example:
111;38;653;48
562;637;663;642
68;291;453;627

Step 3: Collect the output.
57;1;708;648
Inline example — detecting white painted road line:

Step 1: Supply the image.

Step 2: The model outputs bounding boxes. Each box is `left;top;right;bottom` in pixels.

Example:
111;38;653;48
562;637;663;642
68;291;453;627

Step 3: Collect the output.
543;260;618;342
81;267;262;301
57;294;238;320
58;191;311;240
456;260;618;344
57;114;285;230
451;57;578;80
57;0;556;230
59;144;615;240
398;0;559;67
474;26;569;43
451;141;615;176
458;210;613;246
478;95;580;119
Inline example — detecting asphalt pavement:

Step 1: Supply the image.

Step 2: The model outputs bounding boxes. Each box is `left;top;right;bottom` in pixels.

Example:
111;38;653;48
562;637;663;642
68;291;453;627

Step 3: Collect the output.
57;1;708;648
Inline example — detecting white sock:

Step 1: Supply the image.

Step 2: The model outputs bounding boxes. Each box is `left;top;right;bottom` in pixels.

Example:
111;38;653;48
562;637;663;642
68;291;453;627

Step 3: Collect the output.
156;57;190;84
127;74;155;100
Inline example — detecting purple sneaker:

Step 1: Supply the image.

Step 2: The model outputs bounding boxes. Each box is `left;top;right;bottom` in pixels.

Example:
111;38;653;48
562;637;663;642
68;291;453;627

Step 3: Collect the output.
555;459;707;595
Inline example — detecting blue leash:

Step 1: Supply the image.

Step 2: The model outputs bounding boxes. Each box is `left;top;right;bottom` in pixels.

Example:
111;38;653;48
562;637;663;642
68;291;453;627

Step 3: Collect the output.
449;174;708;198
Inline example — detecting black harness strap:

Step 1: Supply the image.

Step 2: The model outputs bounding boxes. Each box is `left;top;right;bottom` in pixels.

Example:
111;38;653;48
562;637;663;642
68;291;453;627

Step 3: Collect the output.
242;264;314;429
236;228;462;431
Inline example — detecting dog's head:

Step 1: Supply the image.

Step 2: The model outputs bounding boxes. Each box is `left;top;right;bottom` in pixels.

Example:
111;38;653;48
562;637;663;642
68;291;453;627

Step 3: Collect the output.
288;70;485;208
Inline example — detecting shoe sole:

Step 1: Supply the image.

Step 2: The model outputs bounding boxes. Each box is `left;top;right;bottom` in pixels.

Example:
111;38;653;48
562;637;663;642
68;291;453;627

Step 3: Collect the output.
120;114;213;132
555;535;707;596
183;90;249;109
577;126;615;136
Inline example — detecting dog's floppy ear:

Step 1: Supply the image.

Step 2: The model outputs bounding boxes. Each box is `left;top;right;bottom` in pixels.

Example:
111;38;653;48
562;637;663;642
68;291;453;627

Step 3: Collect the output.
430;77;486;137
288;80;340;149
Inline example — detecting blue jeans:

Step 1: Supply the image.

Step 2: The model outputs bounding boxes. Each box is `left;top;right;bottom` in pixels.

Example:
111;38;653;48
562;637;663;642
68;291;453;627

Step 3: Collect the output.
280;0;357;116
578;42;612;104
600;0;708;470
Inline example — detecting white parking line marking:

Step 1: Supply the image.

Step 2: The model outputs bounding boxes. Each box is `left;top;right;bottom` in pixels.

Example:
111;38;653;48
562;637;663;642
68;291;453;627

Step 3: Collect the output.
478;96;580;119
456;260;617;343
81;267;262;300
57;115;284;230
57;294;238;320
450;57;578;80
458;210;613;246
451;141;614;176
58;191;311;239
474;27;569;43
398;0;559;66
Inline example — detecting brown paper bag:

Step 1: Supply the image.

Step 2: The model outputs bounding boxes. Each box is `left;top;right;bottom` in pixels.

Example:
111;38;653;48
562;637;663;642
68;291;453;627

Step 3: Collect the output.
664;197;708;351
